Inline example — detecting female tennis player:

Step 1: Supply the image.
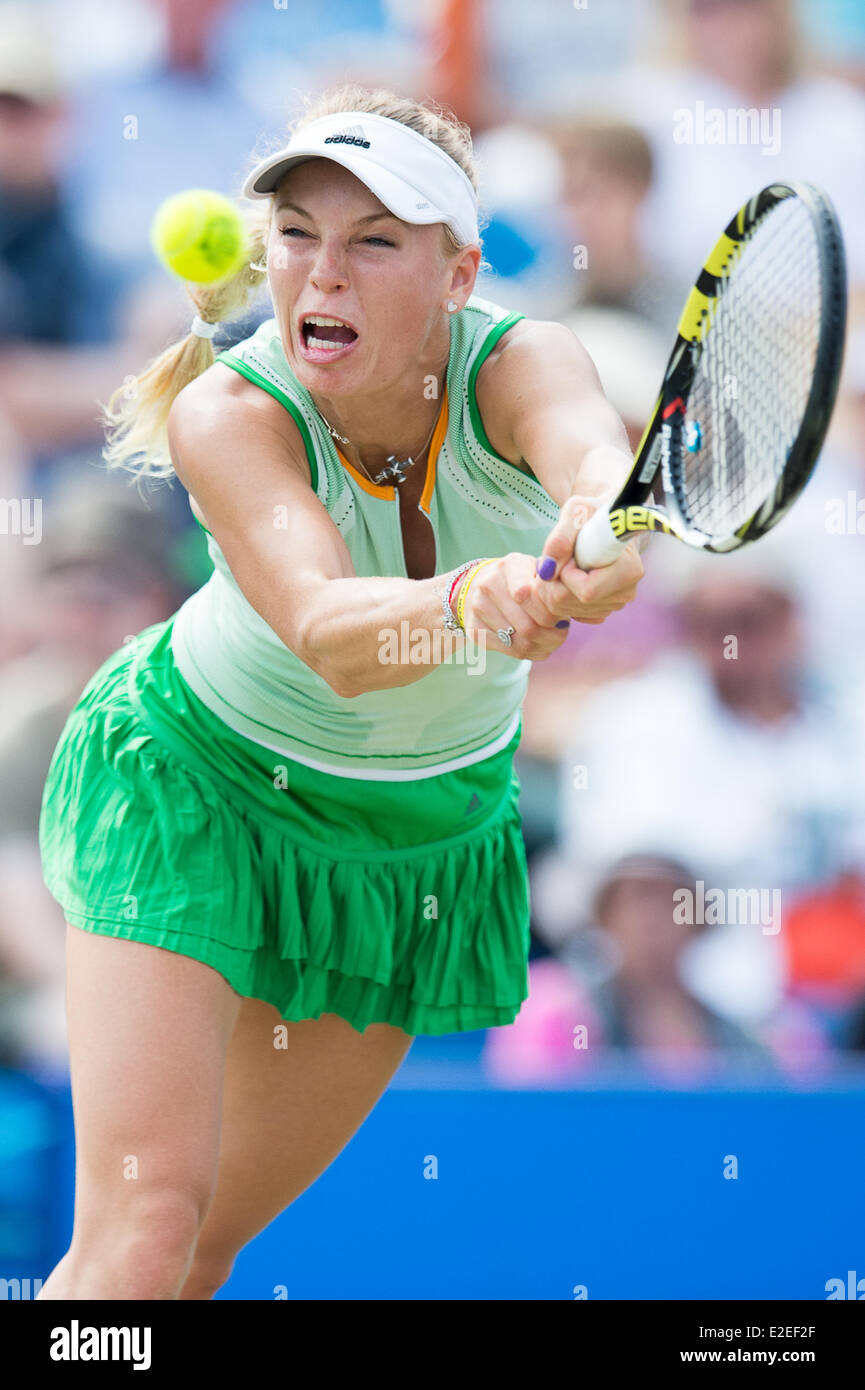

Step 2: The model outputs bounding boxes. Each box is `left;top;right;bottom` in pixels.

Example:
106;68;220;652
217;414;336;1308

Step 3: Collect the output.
37;86;644;1300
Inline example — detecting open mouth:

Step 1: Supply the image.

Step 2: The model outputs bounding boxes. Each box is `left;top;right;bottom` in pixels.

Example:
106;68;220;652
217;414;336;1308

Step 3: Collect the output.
300;315;359;352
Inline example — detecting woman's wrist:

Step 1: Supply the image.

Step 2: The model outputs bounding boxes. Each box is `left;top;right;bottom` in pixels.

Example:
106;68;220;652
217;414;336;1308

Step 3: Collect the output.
439;558;491;633
456;558;497;629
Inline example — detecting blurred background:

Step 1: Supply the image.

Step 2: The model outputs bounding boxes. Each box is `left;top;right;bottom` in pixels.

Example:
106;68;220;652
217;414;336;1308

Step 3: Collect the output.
1;0;864;1300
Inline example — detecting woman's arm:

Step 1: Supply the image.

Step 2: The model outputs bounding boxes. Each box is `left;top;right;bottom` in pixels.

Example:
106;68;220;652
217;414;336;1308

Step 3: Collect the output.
473;318;645;625
475;317;634;504
167;368;567;698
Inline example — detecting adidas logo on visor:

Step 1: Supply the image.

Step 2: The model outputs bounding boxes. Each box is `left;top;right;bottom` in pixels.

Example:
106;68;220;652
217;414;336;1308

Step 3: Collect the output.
324;124;370;149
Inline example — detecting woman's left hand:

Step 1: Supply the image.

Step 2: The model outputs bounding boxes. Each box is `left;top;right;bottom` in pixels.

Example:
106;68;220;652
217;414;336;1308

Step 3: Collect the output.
528;494;646;626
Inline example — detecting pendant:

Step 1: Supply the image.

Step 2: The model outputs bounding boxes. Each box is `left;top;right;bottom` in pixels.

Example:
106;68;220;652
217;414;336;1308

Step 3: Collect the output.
374;454;414;485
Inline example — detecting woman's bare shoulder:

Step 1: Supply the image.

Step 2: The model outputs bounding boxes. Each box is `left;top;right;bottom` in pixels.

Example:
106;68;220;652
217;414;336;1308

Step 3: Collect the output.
167;360;311;485
172;359;301;430
473;317;582;468
476;316;587;389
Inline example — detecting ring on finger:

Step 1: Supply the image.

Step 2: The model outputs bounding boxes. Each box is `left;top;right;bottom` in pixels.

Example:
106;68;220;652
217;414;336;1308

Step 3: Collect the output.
496;626;515;647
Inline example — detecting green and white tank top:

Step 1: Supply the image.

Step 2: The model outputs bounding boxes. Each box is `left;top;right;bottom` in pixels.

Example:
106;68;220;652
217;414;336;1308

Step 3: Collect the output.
170;294;561;779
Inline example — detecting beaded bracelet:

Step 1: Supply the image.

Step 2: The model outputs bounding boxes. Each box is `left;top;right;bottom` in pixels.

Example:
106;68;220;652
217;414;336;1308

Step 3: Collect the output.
456;557;498;630
446;568;467;611
439;559;481;633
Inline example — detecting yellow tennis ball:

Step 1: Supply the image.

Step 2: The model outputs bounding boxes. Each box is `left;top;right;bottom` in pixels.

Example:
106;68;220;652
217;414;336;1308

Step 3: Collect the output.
150;189;247;284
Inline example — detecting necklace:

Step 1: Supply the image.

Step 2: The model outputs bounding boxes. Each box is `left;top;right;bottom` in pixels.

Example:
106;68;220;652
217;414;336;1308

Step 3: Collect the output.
313;402;440;486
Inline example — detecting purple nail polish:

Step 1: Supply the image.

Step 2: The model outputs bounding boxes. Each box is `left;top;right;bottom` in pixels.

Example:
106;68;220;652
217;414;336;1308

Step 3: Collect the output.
556;619;570;628
537;555;556;581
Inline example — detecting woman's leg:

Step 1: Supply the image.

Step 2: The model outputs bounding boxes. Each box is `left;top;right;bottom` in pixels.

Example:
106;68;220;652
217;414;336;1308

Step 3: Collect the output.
178;998;413;1300
38;924;242;1300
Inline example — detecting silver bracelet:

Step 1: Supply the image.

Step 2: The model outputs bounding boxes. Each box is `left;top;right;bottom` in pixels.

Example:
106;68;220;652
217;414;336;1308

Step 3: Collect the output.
438;559;488;633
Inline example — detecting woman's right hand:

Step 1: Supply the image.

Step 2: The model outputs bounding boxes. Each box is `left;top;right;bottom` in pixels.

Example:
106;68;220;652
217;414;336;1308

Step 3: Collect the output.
456;553;572;661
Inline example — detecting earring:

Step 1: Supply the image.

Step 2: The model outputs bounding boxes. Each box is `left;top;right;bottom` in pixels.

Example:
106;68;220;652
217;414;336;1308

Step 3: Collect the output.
447;300;459;312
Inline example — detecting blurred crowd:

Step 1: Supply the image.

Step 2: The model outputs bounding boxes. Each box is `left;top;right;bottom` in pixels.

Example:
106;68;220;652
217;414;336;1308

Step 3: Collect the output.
1;0;865;1083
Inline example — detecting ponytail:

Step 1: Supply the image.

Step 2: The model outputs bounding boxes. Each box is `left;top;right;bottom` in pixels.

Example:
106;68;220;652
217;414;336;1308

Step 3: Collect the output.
101;203;270;481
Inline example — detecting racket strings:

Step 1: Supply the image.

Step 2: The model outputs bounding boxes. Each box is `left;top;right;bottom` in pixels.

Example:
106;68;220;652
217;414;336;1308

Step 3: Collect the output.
676;197;822;539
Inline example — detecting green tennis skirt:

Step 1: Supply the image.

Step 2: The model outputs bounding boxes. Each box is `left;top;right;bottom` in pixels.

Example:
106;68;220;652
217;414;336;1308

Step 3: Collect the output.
38;617;531;1036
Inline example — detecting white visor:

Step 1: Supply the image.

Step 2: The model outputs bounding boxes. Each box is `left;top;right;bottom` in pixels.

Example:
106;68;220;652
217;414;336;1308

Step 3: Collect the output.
242;110;479;247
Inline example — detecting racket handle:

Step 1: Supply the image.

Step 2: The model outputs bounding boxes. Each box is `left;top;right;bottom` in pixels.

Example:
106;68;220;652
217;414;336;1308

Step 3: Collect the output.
574;506;629;569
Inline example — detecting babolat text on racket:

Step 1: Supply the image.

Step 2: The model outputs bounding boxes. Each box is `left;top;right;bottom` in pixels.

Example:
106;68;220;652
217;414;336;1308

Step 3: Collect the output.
573;180;847;570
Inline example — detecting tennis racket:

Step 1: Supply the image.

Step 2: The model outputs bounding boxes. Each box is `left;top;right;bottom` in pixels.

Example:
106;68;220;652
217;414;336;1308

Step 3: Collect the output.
574;180;847;570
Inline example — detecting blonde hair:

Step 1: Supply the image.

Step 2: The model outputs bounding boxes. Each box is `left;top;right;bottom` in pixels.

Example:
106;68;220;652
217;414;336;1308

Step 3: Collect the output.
101;84;482;481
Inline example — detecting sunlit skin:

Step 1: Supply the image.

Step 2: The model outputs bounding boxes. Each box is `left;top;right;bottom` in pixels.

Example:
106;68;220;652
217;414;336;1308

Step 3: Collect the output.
253;155;643;641
265;158;480;477
170;151;644;697
34;137;646;1309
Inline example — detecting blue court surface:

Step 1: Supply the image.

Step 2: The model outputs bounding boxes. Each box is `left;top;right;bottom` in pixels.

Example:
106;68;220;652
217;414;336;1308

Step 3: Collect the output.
3;1057;864;1301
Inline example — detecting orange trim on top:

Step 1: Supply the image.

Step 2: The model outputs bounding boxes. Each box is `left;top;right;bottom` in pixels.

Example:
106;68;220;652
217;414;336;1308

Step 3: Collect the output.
419;388;448;517
334;390;449;513
334;448;396;499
